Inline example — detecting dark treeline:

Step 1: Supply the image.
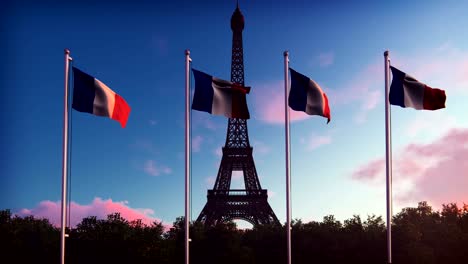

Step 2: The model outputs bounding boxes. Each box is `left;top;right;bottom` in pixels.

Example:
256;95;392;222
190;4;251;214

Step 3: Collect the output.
1;201;467;264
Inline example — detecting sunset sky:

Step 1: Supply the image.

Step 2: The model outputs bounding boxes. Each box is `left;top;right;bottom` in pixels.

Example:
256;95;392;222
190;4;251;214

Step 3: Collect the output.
1;0;467;229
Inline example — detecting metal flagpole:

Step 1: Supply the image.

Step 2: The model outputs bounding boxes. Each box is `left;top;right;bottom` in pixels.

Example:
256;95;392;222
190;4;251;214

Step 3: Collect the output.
185;49;192;264
284;51;292;264
60;48;72;264
384;50;393;264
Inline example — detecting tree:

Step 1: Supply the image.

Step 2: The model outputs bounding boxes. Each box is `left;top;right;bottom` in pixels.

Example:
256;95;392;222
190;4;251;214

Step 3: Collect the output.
1;210;59;263
2;200;468;264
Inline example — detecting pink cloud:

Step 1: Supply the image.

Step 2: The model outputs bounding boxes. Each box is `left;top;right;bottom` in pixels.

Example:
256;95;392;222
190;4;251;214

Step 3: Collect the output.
327;63;381;105
329;63;382;124
460;61;468;83
351;158;385;181
307;135;332;151
354;90;381;124
253;81;312;124
317;52;334;67
390;46;468;95
325;44;468;123
143;160;171;176
192;135;203;152
351;128;468;207
363;90;381;110
253;62;382;125
16;197;170;229
254;45;468;126
232;171;243;181
267;190;276;198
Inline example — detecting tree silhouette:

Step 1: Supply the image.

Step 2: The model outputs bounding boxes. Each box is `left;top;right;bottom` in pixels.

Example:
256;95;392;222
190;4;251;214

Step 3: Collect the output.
0;209;59;263
2;201;467;263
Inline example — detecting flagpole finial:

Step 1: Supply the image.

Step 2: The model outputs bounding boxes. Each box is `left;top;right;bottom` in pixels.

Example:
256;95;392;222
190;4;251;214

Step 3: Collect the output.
284;51;289;57
384;50;389;56
64;49;70;55
185;49;190;56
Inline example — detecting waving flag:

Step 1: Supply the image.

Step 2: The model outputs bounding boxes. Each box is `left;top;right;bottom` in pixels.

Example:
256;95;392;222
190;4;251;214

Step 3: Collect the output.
288;68;331;123
389;66;446;110
191;69;250;119
72;67;131;128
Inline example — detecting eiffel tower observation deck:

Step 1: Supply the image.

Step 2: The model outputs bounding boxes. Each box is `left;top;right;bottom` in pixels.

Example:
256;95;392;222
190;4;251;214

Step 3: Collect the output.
196;4;280;227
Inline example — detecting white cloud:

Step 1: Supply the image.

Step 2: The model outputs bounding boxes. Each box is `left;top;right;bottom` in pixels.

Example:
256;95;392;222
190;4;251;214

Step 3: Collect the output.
300;134;332;151
192;135;203;152
214;148;223;158
143;160;172;176
317;52;334;67
130;140;158;155
405;111;457;139
205;176;216;188
252;140;271;155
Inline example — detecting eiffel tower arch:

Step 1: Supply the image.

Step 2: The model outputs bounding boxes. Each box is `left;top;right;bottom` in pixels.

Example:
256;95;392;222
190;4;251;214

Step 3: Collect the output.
196;4;280;227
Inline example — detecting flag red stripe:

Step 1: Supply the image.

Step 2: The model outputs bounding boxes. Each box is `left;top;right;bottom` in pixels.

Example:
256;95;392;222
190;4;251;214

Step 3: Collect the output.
423;85;446;110
231;90;249;119
322;93;331;124
111;94;131;128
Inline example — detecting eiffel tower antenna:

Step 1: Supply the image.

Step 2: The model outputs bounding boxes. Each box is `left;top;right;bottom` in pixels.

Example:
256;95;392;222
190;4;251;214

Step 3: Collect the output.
196;3;280;227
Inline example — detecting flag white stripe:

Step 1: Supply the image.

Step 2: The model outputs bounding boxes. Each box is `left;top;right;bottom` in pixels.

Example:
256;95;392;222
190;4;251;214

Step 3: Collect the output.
211;81;233;117
403;75;425;110
305;79;325;116
93;78;116;117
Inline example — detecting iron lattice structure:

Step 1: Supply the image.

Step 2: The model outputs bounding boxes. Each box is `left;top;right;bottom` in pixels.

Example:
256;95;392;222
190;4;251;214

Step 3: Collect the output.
196;5;280;227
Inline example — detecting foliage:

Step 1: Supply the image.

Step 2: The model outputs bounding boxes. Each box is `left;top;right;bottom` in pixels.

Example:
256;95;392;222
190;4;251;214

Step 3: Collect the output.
0;209;59;263
1;201;467;263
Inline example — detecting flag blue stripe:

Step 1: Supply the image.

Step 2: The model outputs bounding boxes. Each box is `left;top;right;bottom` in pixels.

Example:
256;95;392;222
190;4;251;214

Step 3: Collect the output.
192;69;214;114
288;68;308;112
389;66;405;108
72;67;96;114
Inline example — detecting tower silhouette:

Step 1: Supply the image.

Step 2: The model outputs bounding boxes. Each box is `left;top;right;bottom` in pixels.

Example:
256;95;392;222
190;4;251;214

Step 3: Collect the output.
196;4;280;227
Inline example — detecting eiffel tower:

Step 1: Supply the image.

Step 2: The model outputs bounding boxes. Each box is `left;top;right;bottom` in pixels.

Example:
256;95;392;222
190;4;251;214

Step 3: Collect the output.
196;4;280;227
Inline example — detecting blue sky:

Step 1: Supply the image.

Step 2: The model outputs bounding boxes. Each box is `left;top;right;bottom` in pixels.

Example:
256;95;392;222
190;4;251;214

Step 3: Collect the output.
1;0;467;228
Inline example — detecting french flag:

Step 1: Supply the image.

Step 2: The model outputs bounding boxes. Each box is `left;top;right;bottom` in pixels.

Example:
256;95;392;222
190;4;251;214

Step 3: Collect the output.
288;68;331;124
72;67;131;128
191;69;250;119
389;66;446;111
